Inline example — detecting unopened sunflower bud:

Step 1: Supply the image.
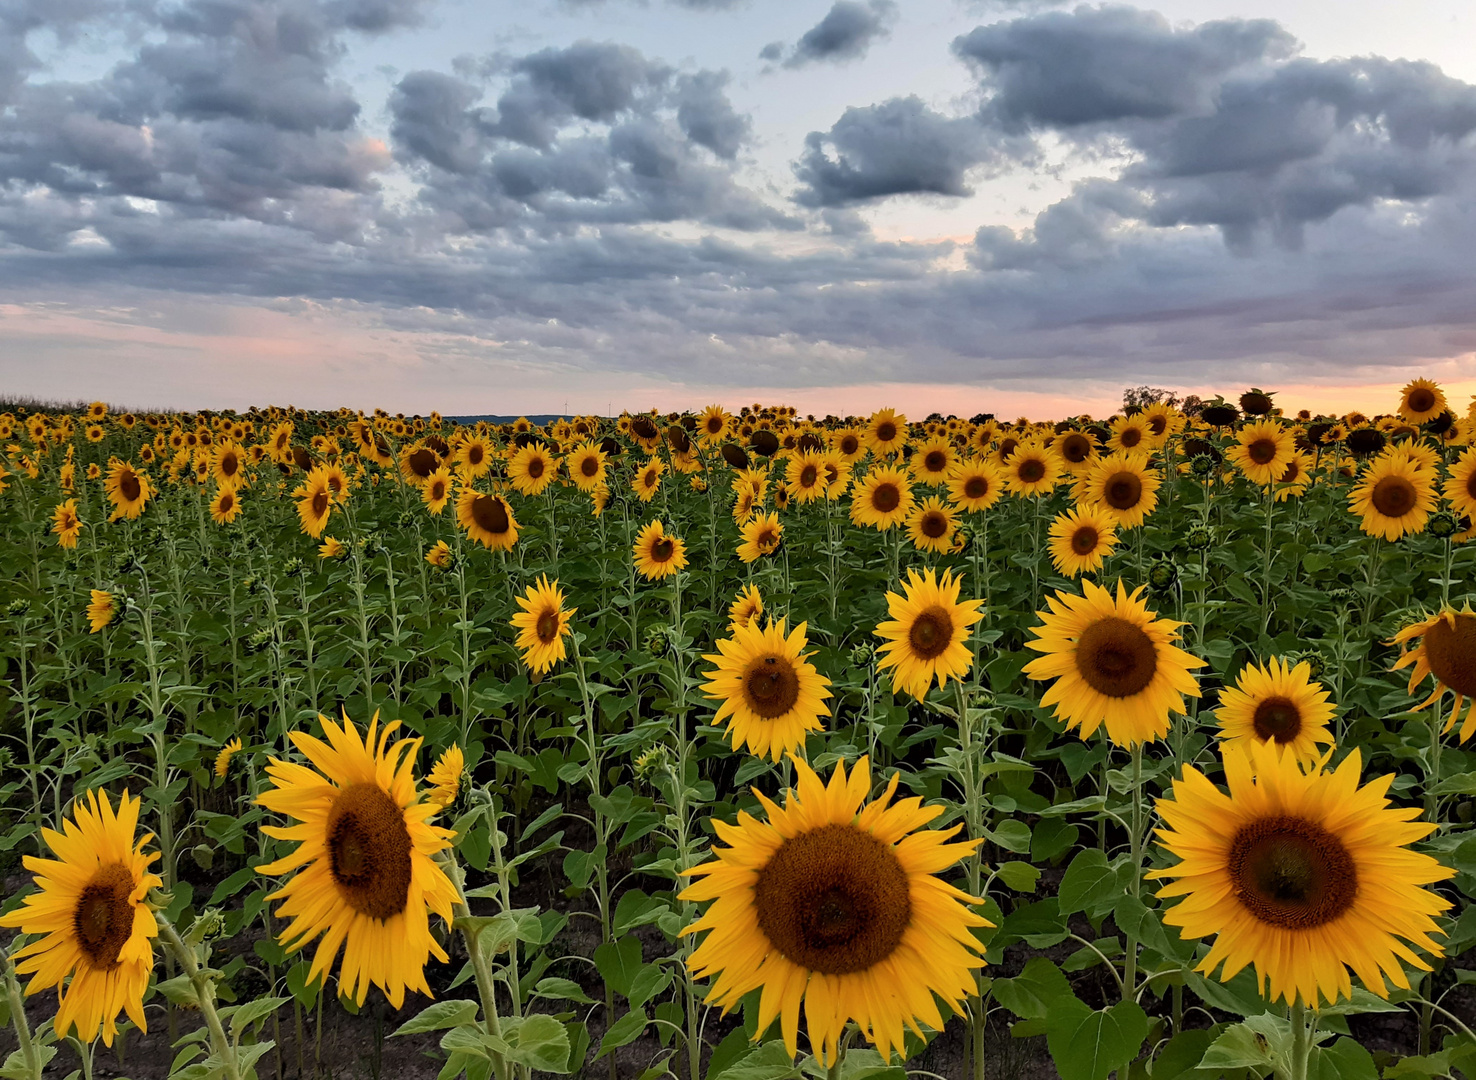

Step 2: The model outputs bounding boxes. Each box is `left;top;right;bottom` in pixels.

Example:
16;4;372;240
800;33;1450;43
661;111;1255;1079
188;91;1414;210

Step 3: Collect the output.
1183;524;1214;550
850;643;875;667
1429;511;1460;539
248;627;274;653
1148;558;1179;591
6;599;29;617
1285;649;1326;680
634;745;669;783
282;557;304;578
1190;454;1217;477
645;626;670;657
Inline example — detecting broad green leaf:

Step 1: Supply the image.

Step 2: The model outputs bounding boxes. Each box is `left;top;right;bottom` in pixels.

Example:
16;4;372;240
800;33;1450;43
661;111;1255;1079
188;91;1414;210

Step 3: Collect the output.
391;999;481;1036
1043;999;1148;1080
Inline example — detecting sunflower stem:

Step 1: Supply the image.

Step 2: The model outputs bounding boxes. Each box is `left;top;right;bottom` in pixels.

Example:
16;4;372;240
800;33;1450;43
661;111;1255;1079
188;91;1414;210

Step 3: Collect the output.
156;912;242;1080
3;950;42;1080
444;852;511;1080
1122;743;1144;1003
1287;998;1311;1080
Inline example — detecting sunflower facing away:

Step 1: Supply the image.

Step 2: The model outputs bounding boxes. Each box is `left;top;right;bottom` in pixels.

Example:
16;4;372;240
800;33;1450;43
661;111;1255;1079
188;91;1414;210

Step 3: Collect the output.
256;712;459;1008
702;618;833;760
1442;447;1476;521
1080;452;1160;529
1215;657;1335;765
52;498;83;549
874;568;984;699
216;737;243;779
104;461;153;522
425;539;452;568
1151;741;1452;1007
1348;451;1436;541
456;489;519;550
426;745;464;809
680;755;989;1064
1226;420;1296;487
87;590;116;633
0;789;161;1046
1393;605;1476;743
850;465;914;531
1047;505;1118;577
730;583;764;629
633;519;688;579
509;575;576;674
1024;580;1203;746
738;511;784;564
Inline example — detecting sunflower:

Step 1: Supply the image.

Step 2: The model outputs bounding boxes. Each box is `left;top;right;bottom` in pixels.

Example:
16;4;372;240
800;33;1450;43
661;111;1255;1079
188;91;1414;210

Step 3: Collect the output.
1151;741;1452;1007
1024;580;1204;746
567;441;608;492
1399;378;1447;424
1272;451;1313;502
850;465;914;531
701;618;832;760
729;583;763;629
508;442;558;497
904;496;957;554
874;568;984;699
213;442;246;487
1215;657;1335;765
1003;441;1060;497
209;483;243;525
633;519;687;580
819;451;852;500
737;512;784;563
0;789;160;1047
454;435;493;479
398;444;441;487
1393;605;1476;743
456;489;519;550
104;461;153;521
426;745;463;808
87;589;115;633
633;457;666;502
945;459;1004;513
509;575;575;674
425;539;452;568
1107;415;1152;454
256;712;458;1008
1140;402;1184;445
831;427;865;464
1442;447;1476;521
1047;505;1118;577
52;499;83;549
318;536;346;560
86;401;108;421
1052;429;1098;474
294;472;334;538
785;452;827;504
1225;421;1295;487
910;438;955;486
680;755;989;1064
695;404;730;444
1080;453;1160;530
216;737;243;779
421;467;452;514
865;408;908;457
1348;452;1435;540
318;463;350;504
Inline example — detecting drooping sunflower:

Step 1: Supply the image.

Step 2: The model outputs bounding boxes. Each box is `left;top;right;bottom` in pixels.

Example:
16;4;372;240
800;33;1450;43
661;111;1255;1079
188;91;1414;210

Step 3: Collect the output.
508;442;558;497
456;489;519;550
425;539;452;568
215;737;243;779
52;498;83;549
850;464;914;531
1151;741;1452;1007
633;519;687;579
257;712;459;1008
681;755;989;1064
87;589;115;633
1024;580;1204;746
1399;378;1447;425
905;495;957;554
294;472;334;538
426;745;463;808
1392;605;1476;743
1226;420;1296;487
633;457;666;502
104;461;153;521
0;788;161;1047
210;483;243;525
509;575;575;674
737;511;784;564
865;408;908;457
785;452;826;504
910;438;955;486
946;458;1004;513
1047;505;1118;577
1003;441;1060;497
729;583;763;629
1215;657;1335;765
1348;451;1435;540
874;568;984;699
566;441;608;492
1080;452;1160;530
421;467;452;514
701;618;832;760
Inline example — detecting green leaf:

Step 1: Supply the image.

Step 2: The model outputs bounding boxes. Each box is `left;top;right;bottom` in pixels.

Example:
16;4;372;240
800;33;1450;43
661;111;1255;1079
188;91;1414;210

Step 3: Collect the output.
995;861;1040;893
1057;849;1119;918
391;1000;481;1036
594;935;643;998
1113;894;1176;958
596;1009;649;1059
988;819;1032;853
228;995;289;1039
706;1027;757;1080
154;974;201;1007
1200;1014;1293;1073
990;957;1073;1022
627;963;673;1009
533;977;596;1005
1309;1037;1379;1080
1043;999;1148;1080
1146;1029;1215;1080
502;1014;572;1074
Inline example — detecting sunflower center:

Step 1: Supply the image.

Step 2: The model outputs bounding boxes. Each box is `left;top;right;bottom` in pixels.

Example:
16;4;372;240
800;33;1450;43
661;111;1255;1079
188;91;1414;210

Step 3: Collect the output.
120;472;141;502
1251;696;1302;742
326;782;413;921
528;457;544;479
581;456;599;478
472;495;510;534
1061;435;1091;463
1018;459;1046;483
876;422;897;443
1148;416;1167;436
644;470;658;488
1075;617;1157;697
706;417;723;434
1409;388;1436;413
924;451;947;473
1071;526;1099;555
800;465;818;487
908;606;954;660
221;453;239;477
312;490;329;517
754;823;910;975
757;527;779;550
73;863;136;969
1104;472;1142;510
743;655;801;718
918;511;948;539
1371;475;1416;518
1228;816;1357;929
651;537;675;562
430;479;446;500
1424;615;1476;697
535;609;560;644
840;435;859;455
408;448;436;478
964;476;988;499
1247;438;1278;465
220;492;234;512
468;445;484;466
1120;427;1142;448
1280;460;1300;484
871;483;900;513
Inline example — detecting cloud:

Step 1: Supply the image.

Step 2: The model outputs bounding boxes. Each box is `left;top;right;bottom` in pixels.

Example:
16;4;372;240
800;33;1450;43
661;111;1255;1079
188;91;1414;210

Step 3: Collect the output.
783;1;897;68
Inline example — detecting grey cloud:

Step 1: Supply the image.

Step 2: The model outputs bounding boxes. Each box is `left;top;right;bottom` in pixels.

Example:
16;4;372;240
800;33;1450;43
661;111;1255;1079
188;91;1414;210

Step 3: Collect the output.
784;1;896;67
388;71;488;174
492;41;669;147
674;71;749;159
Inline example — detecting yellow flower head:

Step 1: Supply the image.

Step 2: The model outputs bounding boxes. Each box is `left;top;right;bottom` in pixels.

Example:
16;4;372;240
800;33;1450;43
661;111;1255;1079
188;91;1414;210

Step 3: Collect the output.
874;568;984;699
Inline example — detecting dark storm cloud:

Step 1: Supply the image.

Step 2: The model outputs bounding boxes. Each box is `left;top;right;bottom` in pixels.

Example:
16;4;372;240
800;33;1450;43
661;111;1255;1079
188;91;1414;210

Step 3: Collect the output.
783;1;896;68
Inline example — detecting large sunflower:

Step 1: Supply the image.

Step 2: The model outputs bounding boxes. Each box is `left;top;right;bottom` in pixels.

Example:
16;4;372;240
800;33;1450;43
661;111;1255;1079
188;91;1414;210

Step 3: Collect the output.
785;452;827;504
1081;452;1160;529
850;465;914;531
1226;421;1296;487
945;458;1004;513
909;438;955;487
0;789;161;1046
566;441;608;493
904;495;957;554
104;460;153;521
737;511;784;564
1052;429;1099;474
633;519;687;579
1399;378;1447;425
507;442;558;497
1047;505;1118;577
256;712;459;1008
398;443;441;488
213;442;246;487
701;618;832;760
874;568;984;699
1215;657;1335;765
1023;580;1203;746
509;575;575;674
1392;605;1476;743
453;435;494;479
680;756;989;1064
456;489;519;550
633;457;666;502
1348;451;1436;540
1107;415;1152;454
865;408;908;457
1151;742;1452;1007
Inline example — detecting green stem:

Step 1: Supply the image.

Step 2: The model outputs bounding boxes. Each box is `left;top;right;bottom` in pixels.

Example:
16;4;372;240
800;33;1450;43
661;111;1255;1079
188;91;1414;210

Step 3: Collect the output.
1287;999;1311;1080
4;951;42;1080
156;914;242;1080
1122;744;1143;1003
444;854;510;1080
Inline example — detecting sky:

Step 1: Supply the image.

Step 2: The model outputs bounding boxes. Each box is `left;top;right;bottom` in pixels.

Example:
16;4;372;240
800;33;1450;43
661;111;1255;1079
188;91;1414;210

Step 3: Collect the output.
2;0;1476;417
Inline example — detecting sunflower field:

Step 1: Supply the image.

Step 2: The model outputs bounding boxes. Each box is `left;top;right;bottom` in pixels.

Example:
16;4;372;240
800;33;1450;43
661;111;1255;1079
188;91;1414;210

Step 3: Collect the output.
3;383;1476;1080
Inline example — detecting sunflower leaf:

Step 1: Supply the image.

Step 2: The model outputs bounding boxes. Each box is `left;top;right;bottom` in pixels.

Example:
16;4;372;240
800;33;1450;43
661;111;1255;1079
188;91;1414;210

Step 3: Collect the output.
391;1000;481;1036
1043;998;1149;1080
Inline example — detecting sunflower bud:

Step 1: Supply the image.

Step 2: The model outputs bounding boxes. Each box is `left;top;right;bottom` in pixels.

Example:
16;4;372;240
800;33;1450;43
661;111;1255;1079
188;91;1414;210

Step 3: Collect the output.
6;598;29;617
646;625;670;657
634;745;669;783
850;643;875;667
1429;510;1461;539
1183;524;1214;550
1147;558;1179;591
248;627;274;653
1190;454;1217;477
1326;586;1357;606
